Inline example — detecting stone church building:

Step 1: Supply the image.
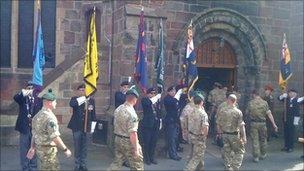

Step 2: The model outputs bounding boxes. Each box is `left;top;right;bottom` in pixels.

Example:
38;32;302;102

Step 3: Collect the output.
0;0;303;144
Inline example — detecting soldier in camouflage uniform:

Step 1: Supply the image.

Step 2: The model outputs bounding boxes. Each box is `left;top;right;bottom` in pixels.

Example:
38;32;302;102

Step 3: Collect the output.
207;82;222;141
216;94;246;170
246;90;278;162
262;84;278;141
108;89;144;171
180;93;195;141
27;89;72;171
183;92;209;171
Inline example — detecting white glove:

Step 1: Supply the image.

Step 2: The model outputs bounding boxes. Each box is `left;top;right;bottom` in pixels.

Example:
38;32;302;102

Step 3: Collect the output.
22;89;33;97
174;89;183;101
76;96;86;106
279;93;288;100
293;117;300;125
91;121;97;133
297;96;304;103
159;119;162;130
150;94;161;104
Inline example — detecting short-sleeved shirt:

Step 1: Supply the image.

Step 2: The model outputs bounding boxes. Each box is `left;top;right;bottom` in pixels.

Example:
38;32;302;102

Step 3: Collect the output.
32;107;60;146
246;97;270;122
216;105;244;133
113;103;139;137
186;105;209;136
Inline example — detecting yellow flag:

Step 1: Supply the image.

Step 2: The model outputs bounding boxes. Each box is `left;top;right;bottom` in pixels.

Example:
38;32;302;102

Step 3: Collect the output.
84;11;98;97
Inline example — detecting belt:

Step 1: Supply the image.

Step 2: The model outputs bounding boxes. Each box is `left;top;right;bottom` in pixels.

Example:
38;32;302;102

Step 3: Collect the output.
189;131;199;136
251;119;266;123
115;134;130;139
37;144;57;147
223;131;238;135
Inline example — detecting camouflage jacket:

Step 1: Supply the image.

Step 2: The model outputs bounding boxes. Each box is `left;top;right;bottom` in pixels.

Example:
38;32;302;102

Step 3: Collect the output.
262;94;274;112
32;107;60;146
185;105;209;136
216;105;244;133
113;103;139;137
246;97;270;122
180;101;195;133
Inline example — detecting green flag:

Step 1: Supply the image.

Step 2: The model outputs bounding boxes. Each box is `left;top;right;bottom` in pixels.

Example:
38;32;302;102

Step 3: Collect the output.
155;19;165;91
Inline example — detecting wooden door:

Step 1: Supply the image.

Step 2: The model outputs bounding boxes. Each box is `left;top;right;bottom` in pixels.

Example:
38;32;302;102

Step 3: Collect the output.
195;38;236;68
195;37;237;87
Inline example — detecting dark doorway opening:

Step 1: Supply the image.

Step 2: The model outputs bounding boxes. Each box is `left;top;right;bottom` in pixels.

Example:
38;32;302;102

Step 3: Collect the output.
195;67;236;93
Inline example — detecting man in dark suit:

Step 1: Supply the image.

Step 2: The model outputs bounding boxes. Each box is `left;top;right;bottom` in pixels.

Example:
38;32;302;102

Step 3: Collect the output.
278;89;301;152
68;84;96;171
140;87;162;165
14;82;42;171
163;86;183;161
114;81;130;108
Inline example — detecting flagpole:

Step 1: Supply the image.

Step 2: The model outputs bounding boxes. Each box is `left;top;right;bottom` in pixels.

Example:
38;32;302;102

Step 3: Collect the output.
84;7;96;133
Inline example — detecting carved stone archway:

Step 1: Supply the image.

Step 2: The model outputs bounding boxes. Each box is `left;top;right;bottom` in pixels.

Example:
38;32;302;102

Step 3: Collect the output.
172;8;267;108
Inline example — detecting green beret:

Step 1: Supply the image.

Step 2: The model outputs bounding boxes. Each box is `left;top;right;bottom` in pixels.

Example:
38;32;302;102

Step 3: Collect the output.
42;89;56;101
193;91;204;101
126;88;139;98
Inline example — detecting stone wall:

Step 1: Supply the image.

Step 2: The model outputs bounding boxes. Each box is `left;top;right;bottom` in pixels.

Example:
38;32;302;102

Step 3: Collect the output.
1;0;303;128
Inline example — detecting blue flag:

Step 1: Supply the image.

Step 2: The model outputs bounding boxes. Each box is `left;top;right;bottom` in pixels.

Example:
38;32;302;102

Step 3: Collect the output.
155;19;164;91
279;33;292;91
32;6;45;89
185;22;198;98
134;10;148;92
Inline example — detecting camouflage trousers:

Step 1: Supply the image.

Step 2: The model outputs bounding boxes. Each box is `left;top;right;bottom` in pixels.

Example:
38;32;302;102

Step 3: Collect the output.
108;137;144;171
184;135;206;171
36;146;59;171
222;134;245;170
250;122;267;158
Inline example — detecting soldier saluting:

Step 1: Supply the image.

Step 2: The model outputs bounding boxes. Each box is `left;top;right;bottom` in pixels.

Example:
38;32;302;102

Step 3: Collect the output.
27;89;72;170
14;82;42;171
246;90;278;162
68;84;96;171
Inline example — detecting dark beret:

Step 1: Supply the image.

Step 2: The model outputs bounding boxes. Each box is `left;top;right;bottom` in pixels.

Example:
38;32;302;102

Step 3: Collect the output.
77;84;85;90
288;89;297;93
120;81;130;86
167;85;176;92
147;87;156;94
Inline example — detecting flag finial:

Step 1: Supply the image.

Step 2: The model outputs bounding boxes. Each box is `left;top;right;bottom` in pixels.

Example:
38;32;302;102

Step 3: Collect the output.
141;0;144;11
189;20;193;28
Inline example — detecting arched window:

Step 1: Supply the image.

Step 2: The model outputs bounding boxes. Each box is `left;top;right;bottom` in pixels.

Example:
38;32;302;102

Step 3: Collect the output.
18;0;56;68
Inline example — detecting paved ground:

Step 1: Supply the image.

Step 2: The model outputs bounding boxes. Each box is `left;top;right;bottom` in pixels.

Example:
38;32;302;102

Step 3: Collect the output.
1;136;303;171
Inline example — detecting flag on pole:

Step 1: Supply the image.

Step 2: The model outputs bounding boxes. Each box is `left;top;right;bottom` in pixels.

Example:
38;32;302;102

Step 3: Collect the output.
83;10;99;97
155;19;165;92
134;9;148;93
279;33;292;91
31;0;45;90
185;21;198;98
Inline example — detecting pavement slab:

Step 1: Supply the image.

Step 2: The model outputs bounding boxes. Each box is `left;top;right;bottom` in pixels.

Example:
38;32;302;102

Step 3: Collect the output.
1;138;303;171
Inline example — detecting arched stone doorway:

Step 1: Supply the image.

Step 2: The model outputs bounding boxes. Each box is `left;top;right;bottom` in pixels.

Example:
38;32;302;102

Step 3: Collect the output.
172;8;267;108
195;37;237;92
